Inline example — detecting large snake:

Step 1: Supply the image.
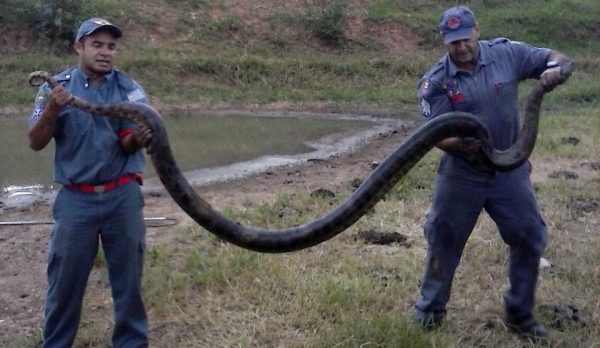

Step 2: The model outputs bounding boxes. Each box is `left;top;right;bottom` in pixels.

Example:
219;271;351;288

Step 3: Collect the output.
28;63;573;253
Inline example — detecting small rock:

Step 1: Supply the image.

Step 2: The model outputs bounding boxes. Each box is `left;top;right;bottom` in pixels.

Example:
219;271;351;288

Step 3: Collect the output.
349;178;363;189
548;171;578;179
550;304;587;329
310;188;335;198
278;207;297;218
539;257;552;269
560;137;580;146
585;162;600;171
568;198;598;214
355;230;410;246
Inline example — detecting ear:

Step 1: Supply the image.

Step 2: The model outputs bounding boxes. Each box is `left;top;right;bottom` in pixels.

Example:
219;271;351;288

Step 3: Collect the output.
74;40;84;54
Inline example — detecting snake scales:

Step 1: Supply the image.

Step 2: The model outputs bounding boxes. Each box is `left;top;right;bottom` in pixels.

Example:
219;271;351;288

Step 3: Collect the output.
28;64;573;253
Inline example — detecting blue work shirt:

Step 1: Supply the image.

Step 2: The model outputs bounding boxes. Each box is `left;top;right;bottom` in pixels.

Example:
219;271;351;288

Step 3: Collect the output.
29;66;147;185
418;38;550;151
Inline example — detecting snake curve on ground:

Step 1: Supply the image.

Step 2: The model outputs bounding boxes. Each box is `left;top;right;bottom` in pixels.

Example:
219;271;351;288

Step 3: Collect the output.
28;64;573;253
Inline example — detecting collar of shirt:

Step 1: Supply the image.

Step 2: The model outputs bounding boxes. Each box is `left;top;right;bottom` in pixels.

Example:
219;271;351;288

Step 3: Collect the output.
72;67;117;88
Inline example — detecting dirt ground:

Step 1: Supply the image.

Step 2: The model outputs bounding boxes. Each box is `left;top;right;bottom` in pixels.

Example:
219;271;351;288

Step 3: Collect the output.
0;106;424;343
1;105;597;344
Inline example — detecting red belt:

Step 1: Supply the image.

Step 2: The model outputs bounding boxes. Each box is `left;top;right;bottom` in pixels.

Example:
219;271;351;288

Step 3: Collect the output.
65;174;142;193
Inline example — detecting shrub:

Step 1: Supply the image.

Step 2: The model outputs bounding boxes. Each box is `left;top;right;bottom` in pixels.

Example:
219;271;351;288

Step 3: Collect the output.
304;0;348;46
36;0;87;52
1;0;125;54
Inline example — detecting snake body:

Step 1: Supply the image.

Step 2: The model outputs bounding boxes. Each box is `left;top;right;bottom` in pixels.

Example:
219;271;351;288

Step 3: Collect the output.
28;65;572;253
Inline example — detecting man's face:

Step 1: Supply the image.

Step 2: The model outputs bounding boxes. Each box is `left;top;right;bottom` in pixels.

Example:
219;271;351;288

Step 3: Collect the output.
75;29;118;76
445;26;480;67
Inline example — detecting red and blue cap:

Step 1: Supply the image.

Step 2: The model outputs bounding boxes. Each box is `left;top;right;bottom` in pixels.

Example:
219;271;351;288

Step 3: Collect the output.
438;6;476;45
76;18;122;42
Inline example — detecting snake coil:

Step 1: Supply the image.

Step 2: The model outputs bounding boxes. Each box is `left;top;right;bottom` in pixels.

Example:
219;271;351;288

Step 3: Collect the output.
28;63;573;253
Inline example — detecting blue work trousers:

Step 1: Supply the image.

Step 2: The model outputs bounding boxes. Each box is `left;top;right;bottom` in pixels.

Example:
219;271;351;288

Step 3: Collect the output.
415;157;548;323
43;181;148;348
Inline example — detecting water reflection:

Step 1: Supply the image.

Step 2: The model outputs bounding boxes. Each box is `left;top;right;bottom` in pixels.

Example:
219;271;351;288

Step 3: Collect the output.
0;113;372;191
0;118;54;189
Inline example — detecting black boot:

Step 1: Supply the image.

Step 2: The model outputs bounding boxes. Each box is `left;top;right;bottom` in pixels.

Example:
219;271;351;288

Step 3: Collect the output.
505;315;548;339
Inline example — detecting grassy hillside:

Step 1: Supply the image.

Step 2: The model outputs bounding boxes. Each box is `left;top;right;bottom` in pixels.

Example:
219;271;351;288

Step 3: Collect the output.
1;0;599;109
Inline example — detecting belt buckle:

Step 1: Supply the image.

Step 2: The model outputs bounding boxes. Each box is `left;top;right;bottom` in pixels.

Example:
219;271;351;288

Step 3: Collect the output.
94;185;106;193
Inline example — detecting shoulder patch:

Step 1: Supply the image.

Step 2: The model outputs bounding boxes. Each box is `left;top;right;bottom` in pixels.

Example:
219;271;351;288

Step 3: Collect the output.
418;78;431;97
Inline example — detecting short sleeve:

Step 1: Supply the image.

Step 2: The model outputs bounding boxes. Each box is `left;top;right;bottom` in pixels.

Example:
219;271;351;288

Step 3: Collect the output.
125;81;148;104
505;40;551;80
120;81;149;134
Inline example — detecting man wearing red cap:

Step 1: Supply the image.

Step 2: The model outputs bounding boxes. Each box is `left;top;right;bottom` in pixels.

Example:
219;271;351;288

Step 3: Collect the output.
28;17;152;347
415;5;572;339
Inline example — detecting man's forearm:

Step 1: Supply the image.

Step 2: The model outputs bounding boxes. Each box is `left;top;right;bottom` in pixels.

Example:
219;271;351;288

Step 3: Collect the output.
547;50;571;65
436;137;461;152
28;108;59;151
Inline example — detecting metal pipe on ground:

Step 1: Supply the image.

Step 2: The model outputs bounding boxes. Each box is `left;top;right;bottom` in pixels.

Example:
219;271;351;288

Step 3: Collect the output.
0;217;179;227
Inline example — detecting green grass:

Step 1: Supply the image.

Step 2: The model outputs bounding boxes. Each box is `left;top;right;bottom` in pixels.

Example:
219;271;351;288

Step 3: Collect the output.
62;120;599;346
3;0;598;108
367;0;600;53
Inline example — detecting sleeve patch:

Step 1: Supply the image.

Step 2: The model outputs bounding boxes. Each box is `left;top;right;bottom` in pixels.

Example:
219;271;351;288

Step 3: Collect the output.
30;89;49;121
127;89;146;102
420;98;431;117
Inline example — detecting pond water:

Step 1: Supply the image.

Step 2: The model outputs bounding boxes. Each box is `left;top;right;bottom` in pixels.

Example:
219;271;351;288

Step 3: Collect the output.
0;112;378;191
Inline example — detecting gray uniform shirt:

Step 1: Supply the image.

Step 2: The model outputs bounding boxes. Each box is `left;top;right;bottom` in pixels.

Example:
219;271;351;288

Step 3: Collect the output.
29;67;147;185
418;38;550;153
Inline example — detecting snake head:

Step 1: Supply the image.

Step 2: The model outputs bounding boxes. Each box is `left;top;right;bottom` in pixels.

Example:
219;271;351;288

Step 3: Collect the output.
560;61;576;78
28;71;56;88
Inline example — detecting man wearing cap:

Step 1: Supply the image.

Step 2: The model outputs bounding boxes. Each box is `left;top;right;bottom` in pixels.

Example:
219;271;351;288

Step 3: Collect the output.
414;5;572;339
28;17;152;347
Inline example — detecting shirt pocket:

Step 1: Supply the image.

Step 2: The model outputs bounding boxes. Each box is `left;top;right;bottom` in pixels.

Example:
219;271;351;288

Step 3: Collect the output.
492;79;519;105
